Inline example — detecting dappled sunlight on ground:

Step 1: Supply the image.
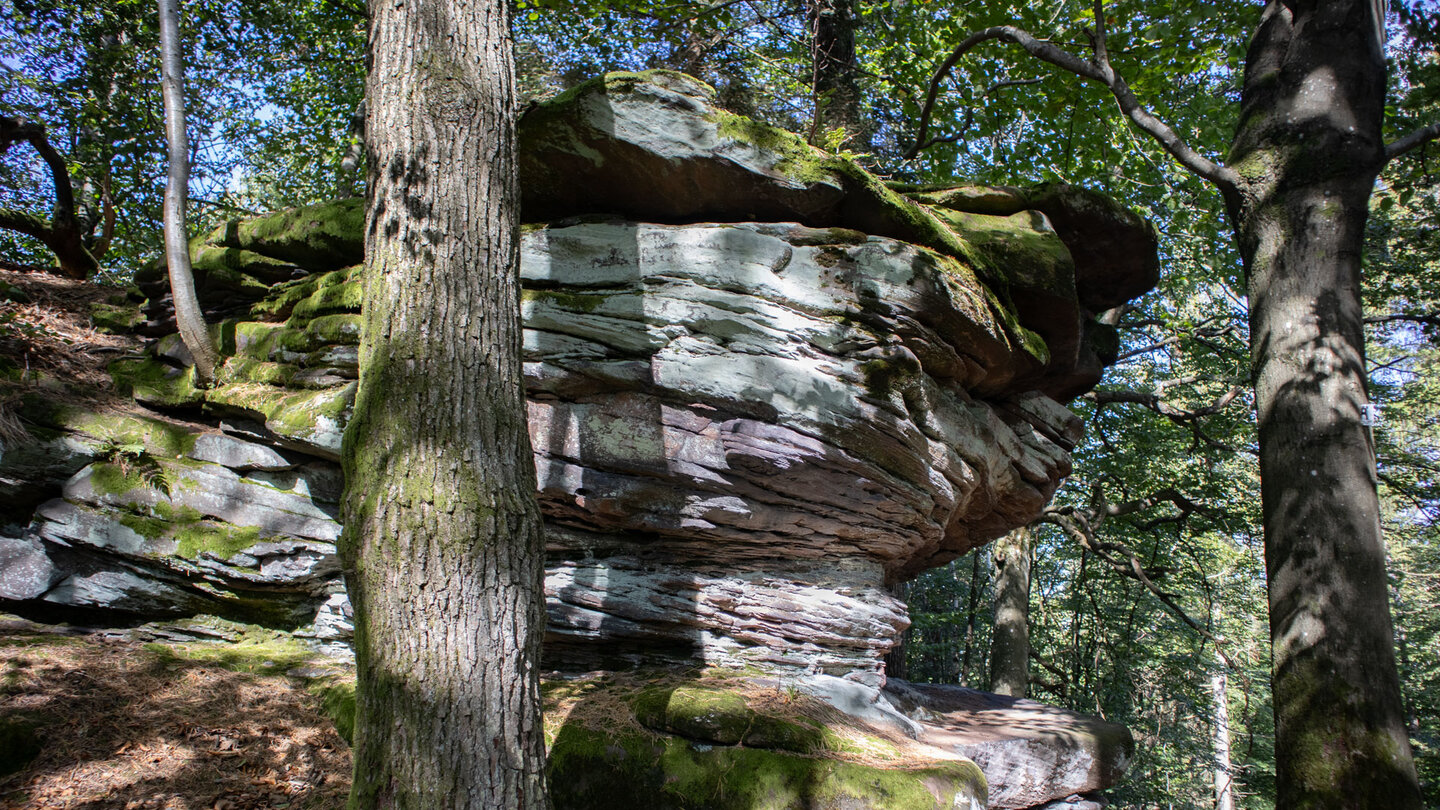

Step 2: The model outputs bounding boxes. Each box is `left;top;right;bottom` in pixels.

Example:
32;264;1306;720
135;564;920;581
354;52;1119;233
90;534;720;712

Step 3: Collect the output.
0;631;350;809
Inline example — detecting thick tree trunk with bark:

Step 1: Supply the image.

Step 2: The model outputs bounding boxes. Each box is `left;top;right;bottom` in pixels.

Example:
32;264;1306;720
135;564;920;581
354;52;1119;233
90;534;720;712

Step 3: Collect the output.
806;0;863;147
157;0;220;383
989;526;1031;697
339;0;548;805
1231;2;1421;806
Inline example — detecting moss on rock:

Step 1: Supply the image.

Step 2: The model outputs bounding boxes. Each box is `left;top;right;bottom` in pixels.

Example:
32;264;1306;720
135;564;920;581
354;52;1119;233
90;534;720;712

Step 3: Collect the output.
634;685;756;745
22;402;200;459
221;199;364;270
543;671;986;809
108;358;205;408
249;267;363;323
548;724;983;810
89;300;143;334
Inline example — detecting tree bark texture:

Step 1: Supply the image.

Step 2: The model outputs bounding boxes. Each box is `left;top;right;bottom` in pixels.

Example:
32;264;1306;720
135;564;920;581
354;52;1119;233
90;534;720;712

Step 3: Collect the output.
157;0;220;383
806;0;863;147
1212;657;1235;810
989;526;1031;698
340;0;547;804
1232;1;1421;805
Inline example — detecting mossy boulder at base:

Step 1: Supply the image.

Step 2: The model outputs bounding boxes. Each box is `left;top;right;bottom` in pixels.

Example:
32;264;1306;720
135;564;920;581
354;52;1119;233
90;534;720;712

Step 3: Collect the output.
546;673;987;810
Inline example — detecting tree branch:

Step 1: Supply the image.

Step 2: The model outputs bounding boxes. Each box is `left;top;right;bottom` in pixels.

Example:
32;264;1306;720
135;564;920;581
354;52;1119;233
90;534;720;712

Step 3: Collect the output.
903;9;1238;192
1042;511;1240;671
1087;383;1246;422
0;207;53;242
0;117;78;226
1365;312;1440;329
1385;121;1440;163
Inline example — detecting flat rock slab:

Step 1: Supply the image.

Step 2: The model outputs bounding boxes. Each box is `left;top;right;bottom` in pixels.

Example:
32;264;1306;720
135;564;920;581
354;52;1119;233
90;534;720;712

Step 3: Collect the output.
885;681;1133;810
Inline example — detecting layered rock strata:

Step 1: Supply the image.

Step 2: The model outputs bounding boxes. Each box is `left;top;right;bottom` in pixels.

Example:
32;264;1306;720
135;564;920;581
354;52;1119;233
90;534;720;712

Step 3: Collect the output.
3;71;1157;688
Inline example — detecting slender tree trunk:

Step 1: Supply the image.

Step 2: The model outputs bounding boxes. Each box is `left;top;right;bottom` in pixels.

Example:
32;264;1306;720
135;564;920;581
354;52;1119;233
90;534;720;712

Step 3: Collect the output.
989;526;1032;697
337;100;366;199
157;0;219;384
1212;655;1235;810
960;549;983;684
340;0;548;803
1231;2;1421;805
806;0;863;147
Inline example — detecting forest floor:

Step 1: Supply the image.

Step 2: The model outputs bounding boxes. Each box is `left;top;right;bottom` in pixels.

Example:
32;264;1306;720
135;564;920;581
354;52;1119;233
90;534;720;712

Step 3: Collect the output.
0;622;353;810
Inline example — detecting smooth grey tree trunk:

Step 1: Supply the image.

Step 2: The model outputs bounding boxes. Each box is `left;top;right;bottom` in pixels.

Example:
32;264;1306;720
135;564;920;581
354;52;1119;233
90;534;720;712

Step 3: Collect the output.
157;0;219;383
339;0;548;804
989;526;1032;697
1212;655;1235;810
1231;1;1421;805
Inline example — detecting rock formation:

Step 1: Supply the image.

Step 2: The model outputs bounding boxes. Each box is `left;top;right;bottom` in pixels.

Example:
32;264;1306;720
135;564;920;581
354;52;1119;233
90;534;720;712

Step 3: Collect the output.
0;71;1154;808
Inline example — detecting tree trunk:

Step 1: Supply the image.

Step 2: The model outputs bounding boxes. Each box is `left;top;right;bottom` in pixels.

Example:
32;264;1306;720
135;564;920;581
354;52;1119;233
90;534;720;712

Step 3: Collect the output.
1231;2;1421;805
1212;656;1235;810
340;0;548;803
989;526;1032;697
806;0;863;147
157;0;220;384
960;549;983;684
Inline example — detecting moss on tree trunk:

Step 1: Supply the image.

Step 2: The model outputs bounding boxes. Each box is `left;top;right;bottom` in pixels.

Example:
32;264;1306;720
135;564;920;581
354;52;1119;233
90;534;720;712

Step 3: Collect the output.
1232;2;1422;806
339;0;548;805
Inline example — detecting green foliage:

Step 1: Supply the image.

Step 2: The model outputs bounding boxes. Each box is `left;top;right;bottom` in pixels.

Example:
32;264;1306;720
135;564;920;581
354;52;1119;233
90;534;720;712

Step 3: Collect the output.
1363;104;1440;800
0;0;365;278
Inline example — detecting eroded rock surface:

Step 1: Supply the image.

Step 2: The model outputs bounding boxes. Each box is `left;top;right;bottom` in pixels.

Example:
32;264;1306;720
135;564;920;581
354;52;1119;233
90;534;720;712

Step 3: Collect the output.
885;681;1134;809
0;69;1157;808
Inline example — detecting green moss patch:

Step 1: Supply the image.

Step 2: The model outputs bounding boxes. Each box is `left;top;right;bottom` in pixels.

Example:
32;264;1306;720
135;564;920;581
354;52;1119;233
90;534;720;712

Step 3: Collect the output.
548;723;983;810
23;402;200;459
634;685;758;746
543;670;986;809
221;199;364;270
109;357;205;408
303;313;363;345
89;301;143;334
249;266;363;323
205;382;354;444
143;621;317;675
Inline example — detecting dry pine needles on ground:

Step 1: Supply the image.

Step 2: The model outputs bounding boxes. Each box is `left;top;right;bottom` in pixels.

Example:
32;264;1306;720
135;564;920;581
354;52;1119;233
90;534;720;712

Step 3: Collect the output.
0;631;351;810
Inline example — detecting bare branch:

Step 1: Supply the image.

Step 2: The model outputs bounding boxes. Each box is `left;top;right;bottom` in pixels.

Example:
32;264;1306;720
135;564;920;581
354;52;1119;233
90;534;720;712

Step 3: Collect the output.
1365;312;1440;329
0;117;79;227
1385;121;1440;163
1042;511;1240;672
986;77;1044;93
1087;382;1246;423
91;174;115;260
903;14;1239;192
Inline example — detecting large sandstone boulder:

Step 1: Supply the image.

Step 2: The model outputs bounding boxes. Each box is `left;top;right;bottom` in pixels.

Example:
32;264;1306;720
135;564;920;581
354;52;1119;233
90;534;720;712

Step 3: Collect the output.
0;70;1157;809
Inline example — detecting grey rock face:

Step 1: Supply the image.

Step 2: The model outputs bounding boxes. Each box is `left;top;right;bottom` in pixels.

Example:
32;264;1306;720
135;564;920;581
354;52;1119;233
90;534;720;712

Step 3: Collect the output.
884;680;1134;809
0;533;58;600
